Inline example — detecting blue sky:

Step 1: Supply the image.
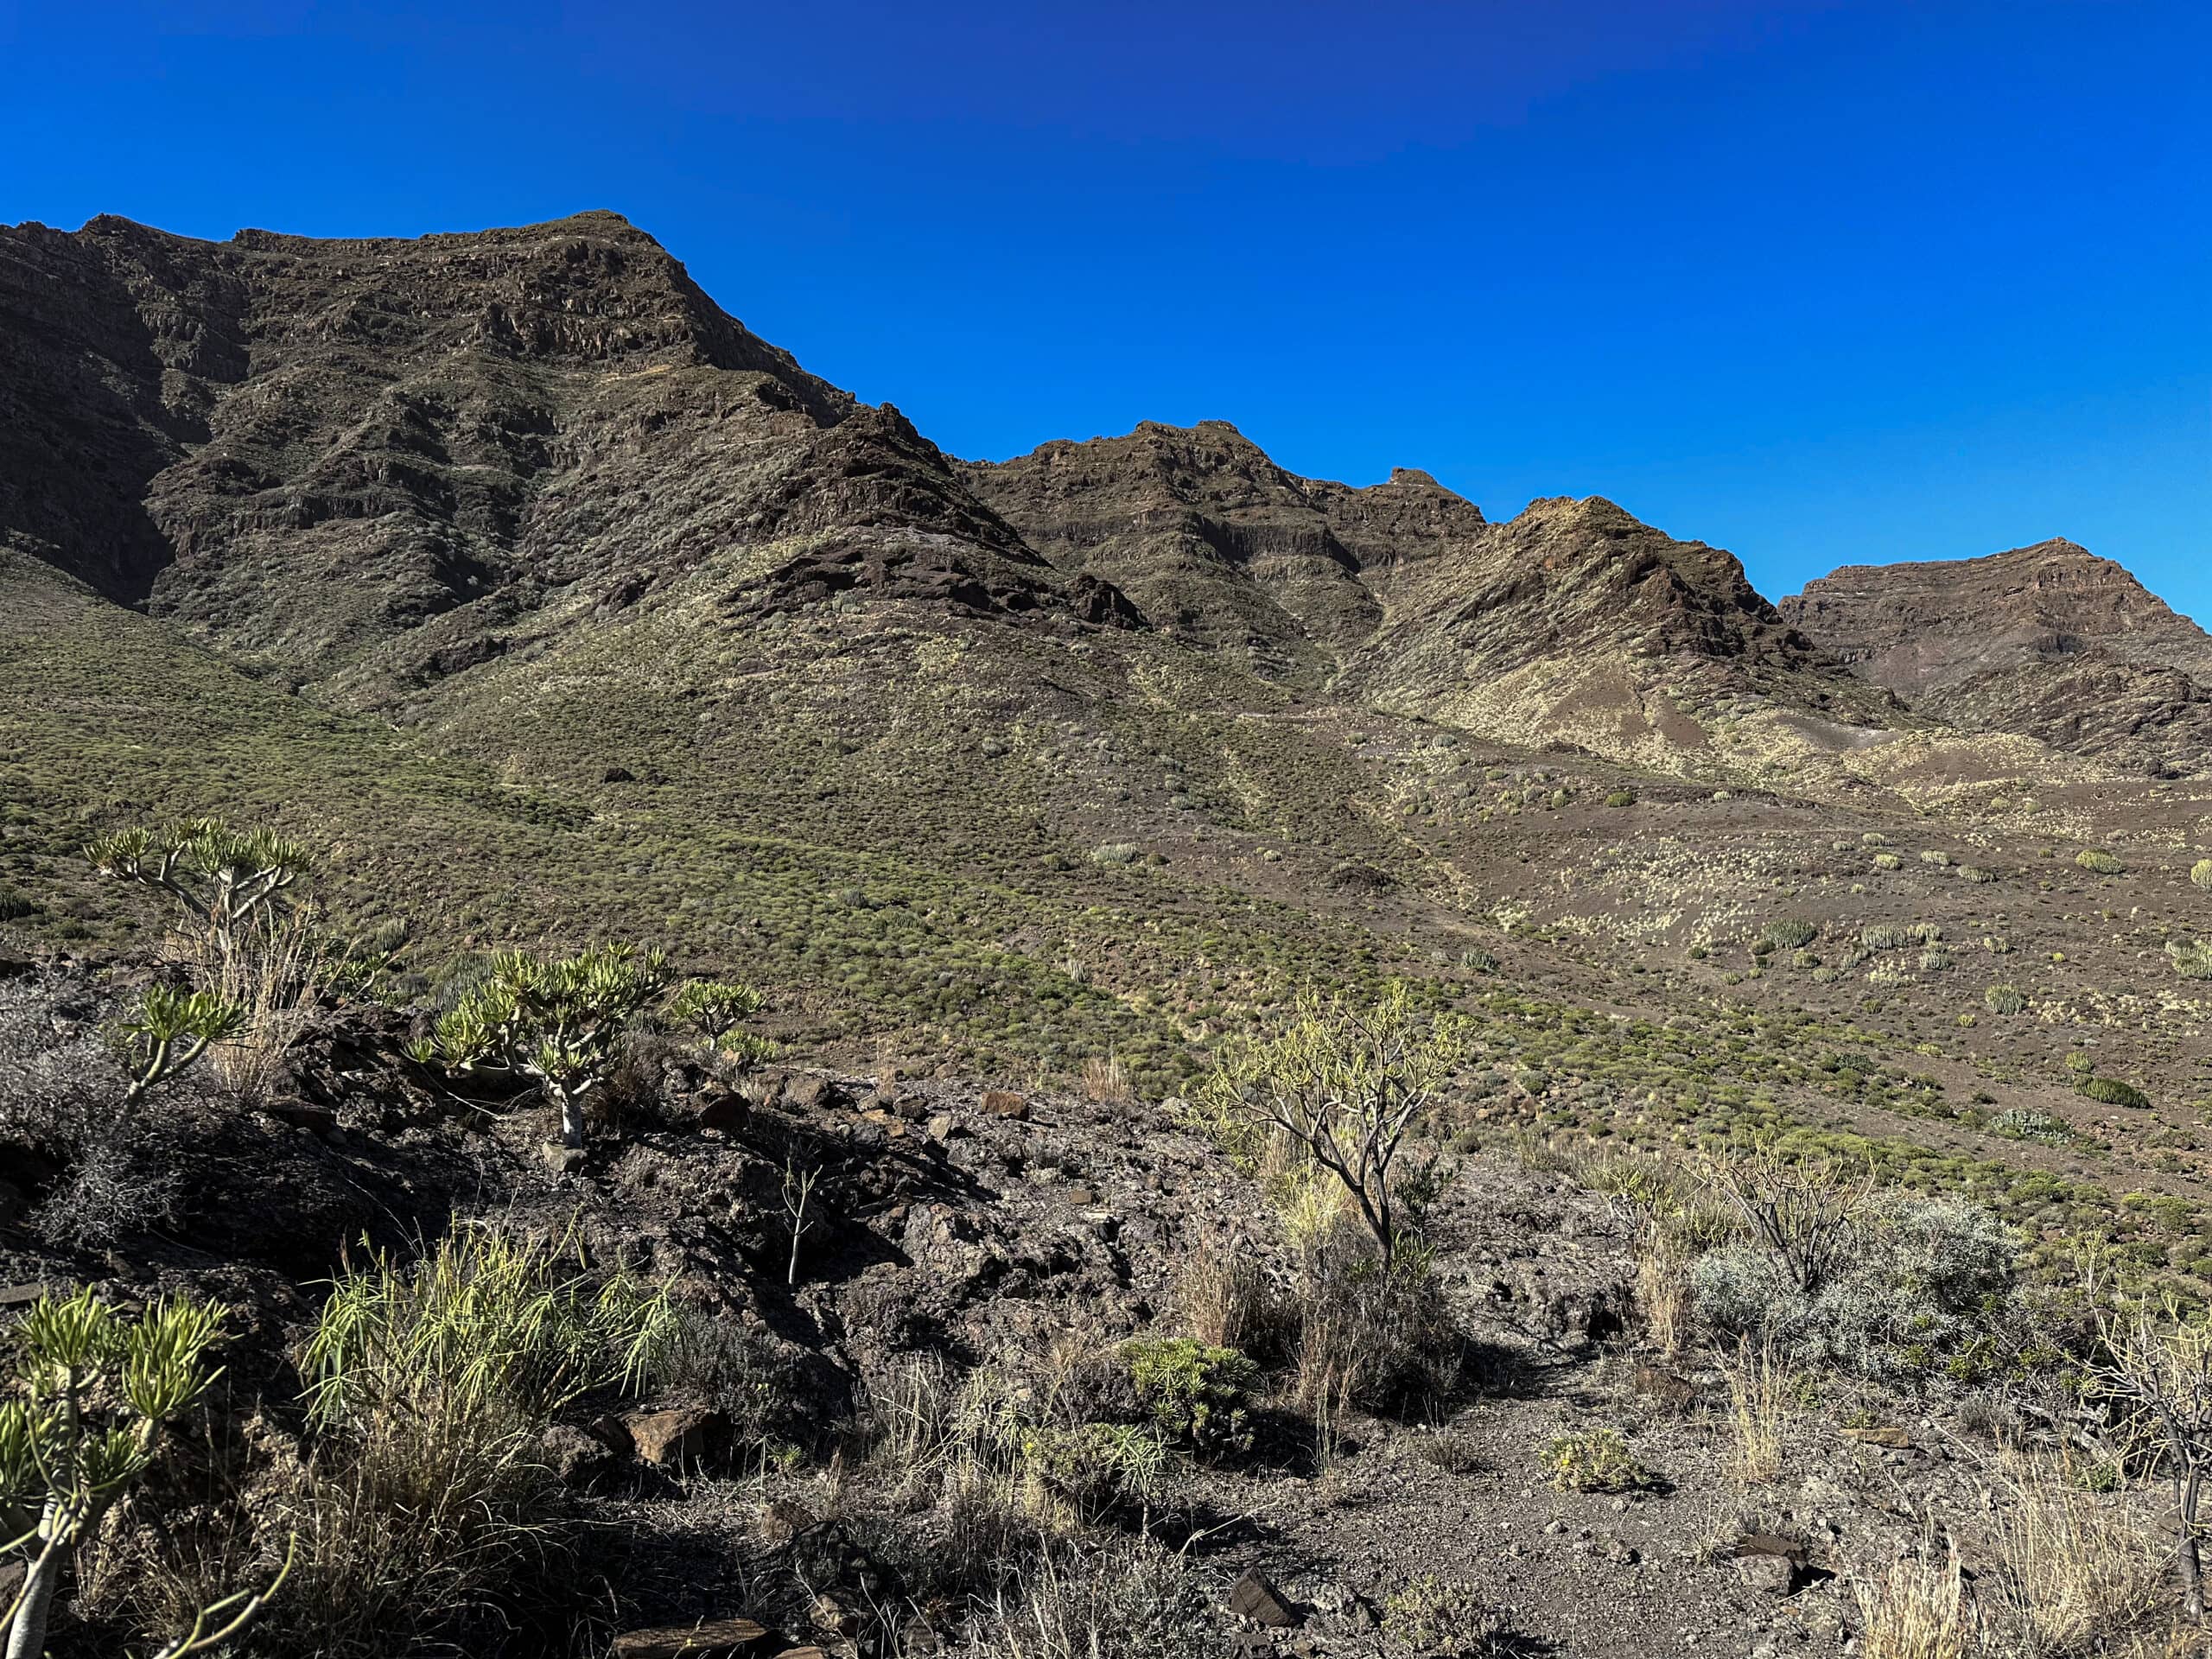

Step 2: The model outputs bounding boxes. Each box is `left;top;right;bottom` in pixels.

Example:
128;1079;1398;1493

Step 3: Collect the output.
3;1;2206;613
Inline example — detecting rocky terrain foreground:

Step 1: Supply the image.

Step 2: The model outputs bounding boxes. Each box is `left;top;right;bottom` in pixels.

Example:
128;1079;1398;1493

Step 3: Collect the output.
1;209;2210;1657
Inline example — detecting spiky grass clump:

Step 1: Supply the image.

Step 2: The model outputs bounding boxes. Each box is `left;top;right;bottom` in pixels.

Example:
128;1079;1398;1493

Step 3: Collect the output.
264;1227;674;1657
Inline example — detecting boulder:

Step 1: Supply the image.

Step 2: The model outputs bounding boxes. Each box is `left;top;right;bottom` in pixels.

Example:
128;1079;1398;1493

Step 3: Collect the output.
1227;1568;1298;1628
1733;1552;1799;1598
623;1406;724;1467
541;1422;616;1487
695;1090;750;1135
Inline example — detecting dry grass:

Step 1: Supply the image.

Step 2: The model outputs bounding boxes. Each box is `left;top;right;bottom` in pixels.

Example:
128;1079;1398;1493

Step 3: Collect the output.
1080;1053;1135;1105
1173;1233;1281;1355
1634;1218;1694;1360
1853;1548;1974;1659
1719;1335;1796;1484
956;1539;1213;1659
177;906;324;1104
1981;1452;2164;1656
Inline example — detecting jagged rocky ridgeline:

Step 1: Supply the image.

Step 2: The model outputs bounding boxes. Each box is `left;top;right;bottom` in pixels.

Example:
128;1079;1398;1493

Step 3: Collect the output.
0;209;2199;773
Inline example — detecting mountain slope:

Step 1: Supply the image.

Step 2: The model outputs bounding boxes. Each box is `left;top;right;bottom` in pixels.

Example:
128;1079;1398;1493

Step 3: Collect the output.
963;420;1487;682
0;211;1133;704
1783;539;2212;772
973;425;1905;771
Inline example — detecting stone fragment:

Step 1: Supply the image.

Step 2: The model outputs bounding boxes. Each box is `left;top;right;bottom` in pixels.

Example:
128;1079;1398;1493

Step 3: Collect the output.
1227;1568;1298;1627
623;1406;723;1467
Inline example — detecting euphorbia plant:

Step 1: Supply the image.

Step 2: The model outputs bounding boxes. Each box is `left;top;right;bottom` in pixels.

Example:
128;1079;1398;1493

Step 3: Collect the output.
412;944;670;1147
0;1289;227;1659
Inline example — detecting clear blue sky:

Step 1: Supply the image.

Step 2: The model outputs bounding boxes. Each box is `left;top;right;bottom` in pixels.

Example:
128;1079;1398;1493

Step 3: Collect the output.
3;1;2206;613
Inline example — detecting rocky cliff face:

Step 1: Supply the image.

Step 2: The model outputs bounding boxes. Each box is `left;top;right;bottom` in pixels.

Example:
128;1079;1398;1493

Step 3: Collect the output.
963;420;1488;682
1336;494;1900;765
1783;541;2212;772
0;212;1131;700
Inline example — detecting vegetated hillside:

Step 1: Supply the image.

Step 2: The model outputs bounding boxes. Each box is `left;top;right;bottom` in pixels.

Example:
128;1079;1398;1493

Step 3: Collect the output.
1783;539;2212;774
0;210;1133;709
9;210;2212;1659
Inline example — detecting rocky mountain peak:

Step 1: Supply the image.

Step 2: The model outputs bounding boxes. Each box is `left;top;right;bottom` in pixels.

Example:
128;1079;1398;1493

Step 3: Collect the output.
1781;538;2212;772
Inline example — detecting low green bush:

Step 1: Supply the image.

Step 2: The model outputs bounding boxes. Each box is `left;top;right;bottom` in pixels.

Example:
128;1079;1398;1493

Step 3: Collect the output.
1984;984;2026;1014
2076;1076;2150;1109
1605;789;1637;808
1119;1338;1257;1458
2167;940;2212;982
1541;1427;1652;1492
2193;858;2212;891
2076;849;2123;875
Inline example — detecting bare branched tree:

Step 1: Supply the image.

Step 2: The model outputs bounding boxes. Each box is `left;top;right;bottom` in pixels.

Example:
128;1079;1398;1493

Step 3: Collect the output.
1707;1153;1873;1296
2094;1297;2212;1624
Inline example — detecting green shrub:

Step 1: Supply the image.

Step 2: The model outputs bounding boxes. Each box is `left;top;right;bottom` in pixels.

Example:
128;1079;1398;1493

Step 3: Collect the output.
1119;1338;1257;1458
1861;925;1915;950
0;887;35;923
410;944;671;1147
1984;984;2026;1014
1872;853;1904;871
1384;1577;1511;1653
1957;866;1997;884
2193;859;2212;891
85;817;311;956
1920;850;1950;867
302;1228;672;1427
115;983;245;1101
1761;918;1819;950
1541;1427;1652;1492
664;978;771;1061
1021;1422;1173;1520
2076;1076;2150;1109
1605;789;1637;808
1198;983;1464;1255
2167;941;2212;982
2076;849;2123;875
1090;843;1141;867
270;1228;674;1656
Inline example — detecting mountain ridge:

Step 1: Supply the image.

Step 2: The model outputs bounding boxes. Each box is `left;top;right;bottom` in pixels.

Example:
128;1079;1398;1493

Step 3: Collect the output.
0;208;2192;777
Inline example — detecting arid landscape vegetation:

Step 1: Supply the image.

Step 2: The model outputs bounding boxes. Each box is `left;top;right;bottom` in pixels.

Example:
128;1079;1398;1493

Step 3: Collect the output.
3;210;2212;1658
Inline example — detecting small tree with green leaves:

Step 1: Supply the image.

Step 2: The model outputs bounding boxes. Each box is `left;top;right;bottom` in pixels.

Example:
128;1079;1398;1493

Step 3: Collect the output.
86;819;310;959
1200;982;1465;1258
664;979;772;1065
117;984;245;1102
411;945;670;1147
0;1289;227;1659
